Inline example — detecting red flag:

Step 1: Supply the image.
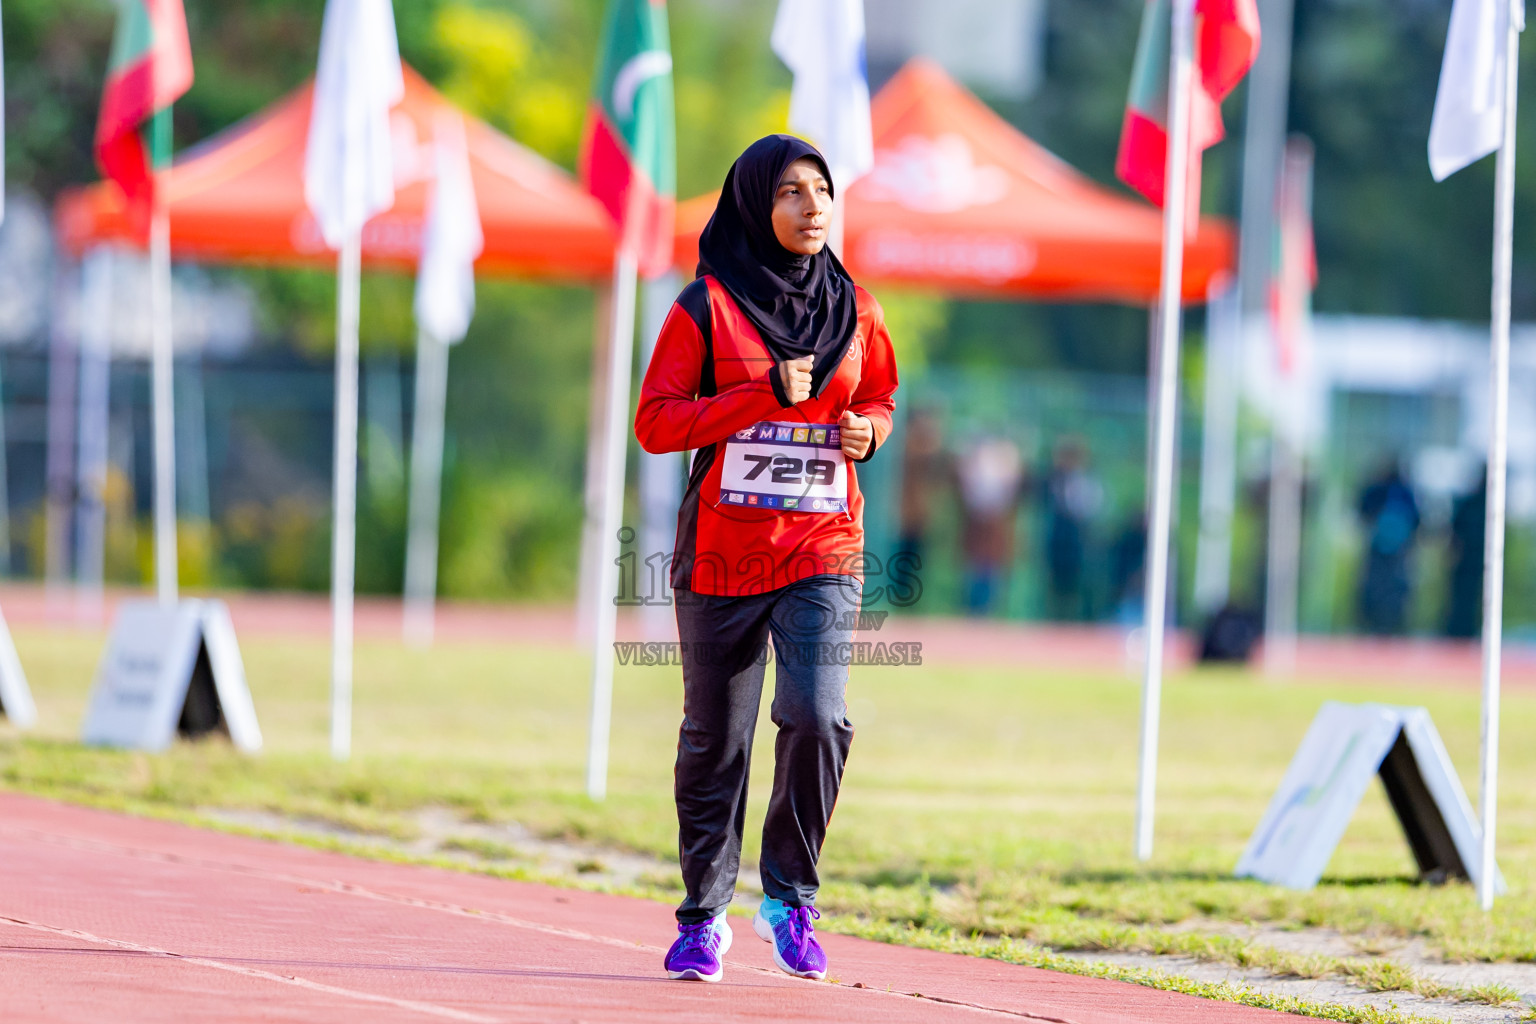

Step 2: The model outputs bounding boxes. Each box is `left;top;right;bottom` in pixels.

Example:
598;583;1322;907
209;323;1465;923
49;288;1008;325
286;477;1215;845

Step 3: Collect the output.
1116;0;1260;211
95;0;194;233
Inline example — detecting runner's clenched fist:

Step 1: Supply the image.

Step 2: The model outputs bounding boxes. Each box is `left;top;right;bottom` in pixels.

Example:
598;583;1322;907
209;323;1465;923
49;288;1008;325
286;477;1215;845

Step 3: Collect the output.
779;355;814;405
839;410;872;460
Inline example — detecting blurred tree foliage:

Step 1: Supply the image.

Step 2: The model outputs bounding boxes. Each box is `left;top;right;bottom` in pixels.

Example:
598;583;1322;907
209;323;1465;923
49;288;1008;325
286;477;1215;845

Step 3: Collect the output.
1287;0;1536;321
4;0;115;197
9;2;1531;341
6;0;1532;598
918;0;1536;369
1;0;795;599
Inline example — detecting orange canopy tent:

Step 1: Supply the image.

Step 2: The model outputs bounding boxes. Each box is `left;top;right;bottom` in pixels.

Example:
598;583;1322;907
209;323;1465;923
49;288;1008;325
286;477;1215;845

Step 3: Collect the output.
56;66;616;281
674;59;1232;303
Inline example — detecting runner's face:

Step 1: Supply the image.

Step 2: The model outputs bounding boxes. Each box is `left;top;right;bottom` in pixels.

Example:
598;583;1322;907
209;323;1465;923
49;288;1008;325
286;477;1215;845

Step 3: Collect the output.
771;158;832;255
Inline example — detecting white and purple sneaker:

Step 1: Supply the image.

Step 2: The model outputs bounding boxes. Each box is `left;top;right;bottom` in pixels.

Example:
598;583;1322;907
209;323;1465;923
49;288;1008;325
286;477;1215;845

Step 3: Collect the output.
664;913;733;982
753;896;827;979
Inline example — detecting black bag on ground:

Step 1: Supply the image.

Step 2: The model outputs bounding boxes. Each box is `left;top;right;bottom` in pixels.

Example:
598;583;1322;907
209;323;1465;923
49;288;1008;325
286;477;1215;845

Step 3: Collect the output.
1198;604;1262;664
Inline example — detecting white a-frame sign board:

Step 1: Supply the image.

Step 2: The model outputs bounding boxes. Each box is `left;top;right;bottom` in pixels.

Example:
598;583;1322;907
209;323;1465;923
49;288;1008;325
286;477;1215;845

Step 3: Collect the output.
0;607;37;729
82;599;262;752
1236;702;1501;893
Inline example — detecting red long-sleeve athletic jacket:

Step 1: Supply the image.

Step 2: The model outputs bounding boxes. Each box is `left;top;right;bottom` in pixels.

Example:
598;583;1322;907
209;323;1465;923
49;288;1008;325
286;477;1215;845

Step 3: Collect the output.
635;275;899;596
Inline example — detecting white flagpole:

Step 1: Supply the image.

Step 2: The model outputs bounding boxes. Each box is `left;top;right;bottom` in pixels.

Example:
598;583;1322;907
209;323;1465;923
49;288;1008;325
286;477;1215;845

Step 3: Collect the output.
149;208;177;605
1136;0;1197;863
1478;0;1520;912
405;110;480;647
331;233;362;760
305;0;403;761
403;328;450;647
586;250;639;801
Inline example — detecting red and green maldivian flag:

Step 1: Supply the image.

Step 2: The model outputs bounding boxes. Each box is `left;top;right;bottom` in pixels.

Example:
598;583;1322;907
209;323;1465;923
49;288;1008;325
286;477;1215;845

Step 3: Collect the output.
1116;0;1259;218
94;0;194;232
580;0;677;279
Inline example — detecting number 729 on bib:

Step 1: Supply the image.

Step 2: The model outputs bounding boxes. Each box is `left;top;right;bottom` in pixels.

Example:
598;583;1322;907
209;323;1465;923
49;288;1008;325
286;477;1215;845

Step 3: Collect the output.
718;421;849;513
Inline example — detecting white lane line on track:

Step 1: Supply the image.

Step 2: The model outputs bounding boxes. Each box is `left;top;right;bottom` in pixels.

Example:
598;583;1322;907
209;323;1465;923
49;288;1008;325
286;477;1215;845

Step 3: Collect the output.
4;823;1080;1022
0;914;502;1023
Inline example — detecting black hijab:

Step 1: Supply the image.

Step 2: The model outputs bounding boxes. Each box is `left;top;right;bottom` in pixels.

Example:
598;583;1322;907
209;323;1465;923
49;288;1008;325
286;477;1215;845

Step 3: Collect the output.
697;135;859;400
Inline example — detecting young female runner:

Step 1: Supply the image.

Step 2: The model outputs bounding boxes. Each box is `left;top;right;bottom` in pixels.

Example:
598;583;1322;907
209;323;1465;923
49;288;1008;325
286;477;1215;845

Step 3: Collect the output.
635;134;898;983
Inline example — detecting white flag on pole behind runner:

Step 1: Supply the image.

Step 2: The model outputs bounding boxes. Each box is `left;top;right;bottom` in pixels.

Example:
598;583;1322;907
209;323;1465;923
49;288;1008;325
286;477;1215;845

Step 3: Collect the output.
771;0;874;189
415;112;483;346
303;0;404;249
1429;0;1526;181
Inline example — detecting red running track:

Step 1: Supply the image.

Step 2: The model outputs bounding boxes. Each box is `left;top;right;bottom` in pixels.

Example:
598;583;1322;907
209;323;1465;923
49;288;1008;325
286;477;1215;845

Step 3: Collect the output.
0;794;1319;1024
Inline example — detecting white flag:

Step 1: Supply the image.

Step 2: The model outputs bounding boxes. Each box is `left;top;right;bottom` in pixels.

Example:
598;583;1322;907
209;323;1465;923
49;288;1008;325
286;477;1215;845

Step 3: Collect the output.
1429;0;1525;182
771;0;874;189
303;0;404;249
415;113;483;345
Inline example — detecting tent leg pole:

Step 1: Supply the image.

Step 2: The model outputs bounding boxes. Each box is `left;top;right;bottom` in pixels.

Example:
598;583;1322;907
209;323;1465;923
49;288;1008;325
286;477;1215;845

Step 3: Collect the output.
1263;407;1302;677
75;249;113;625
44;259;81;611
331;233;362;762
1194;282;1240;615
150;210;178;605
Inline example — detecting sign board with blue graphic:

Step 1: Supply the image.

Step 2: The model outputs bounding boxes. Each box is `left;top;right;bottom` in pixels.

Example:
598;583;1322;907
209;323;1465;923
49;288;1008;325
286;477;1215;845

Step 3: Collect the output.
1236;702;1501;893
81;599;262;753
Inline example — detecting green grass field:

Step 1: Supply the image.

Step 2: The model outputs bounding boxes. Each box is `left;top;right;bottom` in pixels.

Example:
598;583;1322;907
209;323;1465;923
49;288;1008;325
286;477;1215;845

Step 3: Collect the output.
2;622;1532;1019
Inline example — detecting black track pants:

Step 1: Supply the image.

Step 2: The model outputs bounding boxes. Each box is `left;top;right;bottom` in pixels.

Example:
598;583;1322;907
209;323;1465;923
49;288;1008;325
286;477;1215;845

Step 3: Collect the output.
672;574;860;924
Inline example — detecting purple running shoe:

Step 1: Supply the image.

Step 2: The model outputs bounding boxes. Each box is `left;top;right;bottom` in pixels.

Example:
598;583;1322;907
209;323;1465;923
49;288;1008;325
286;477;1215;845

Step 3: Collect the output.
752;896;826;979
664;913;733;982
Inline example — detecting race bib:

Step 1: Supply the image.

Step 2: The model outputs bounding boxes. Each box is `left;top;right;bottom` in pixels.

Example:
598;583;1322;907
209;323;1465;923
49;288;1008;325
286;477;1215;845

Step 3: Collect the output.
719;422;848;513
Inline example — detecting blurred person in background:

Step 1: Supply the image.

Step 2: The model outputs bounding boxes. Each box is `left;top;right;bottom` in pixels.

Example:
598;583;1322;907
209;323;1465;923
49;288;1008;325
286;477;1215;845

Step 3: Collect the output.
954;434;1026;616
634;137;898;985
894;408;946;571
1356;458;1421;635
1444;465;1486;640
1109;513;1148;626
1041;436;1103;621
